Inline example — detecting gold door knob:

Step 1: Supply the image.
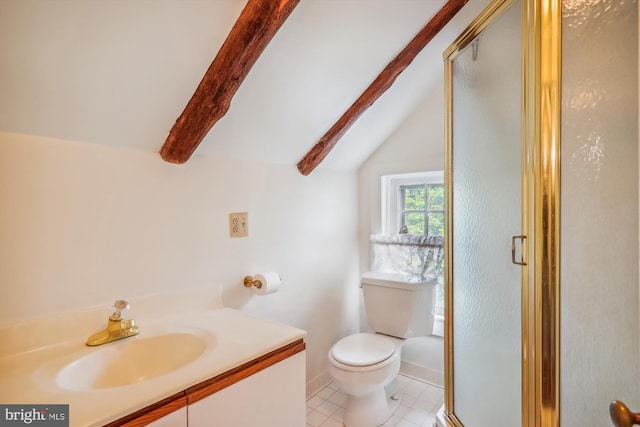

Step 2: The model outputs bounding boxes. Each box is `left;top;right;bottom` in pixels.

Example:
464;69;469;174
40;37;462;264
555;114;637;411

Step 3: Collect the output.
610;400;640;427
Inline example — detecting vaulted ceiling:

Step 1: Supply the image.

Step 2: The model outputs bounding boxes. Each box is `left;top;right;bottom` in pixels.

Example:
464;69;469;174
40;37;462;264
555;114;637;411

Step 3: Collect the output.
0;0;491;172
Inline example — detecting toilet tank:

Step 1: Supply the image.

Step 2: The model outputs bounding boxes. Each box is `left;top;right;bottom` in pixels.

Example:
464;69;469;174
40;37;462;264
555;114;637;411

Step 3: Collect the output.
361;272;438;339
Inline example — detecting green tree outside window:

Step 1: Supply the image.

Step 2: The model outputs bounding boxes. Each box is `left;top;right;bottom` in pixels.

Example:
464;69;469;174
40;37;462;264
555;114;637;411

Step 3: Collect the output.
400;184;444;236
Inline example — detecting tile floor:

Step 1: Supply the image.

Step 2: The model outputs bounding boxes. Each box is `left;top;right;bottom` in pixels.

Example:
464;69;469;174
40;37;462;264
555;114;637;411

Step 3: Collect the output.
306;374;443;427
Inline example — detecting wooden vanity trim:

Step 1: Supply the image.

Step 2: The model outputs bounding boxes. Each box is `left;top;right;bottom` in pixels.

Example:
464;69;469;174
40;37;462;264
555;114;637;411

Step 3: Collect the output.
105;339;305;426
103;393;186;427
186;338;306;405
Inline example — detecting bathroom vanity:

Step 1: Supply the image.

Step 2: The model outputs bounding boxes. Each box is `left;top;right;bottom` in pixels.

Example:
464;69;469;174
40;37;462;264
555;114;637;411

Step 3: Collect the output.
109;339;305;427
0;289;307;427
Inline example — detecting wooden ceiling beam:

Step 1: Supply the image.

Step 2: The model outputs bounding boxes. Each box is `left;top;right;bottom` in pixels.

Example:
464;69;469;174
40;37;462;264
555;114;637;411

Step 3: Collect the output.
296;0;468;176
160;0;300;164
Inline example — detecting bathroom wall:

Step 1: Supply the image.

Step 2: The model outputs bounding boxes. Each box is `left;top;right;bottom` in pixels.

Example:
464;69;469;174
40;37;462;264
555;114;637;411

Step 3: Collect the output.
0;131;360;395
358;84;446;385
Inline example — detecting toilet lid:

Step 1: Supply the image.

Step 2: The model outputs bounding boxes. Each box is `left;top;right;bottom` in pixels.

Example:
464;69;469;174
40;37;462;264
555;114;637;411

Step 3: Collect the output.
331;333;396;366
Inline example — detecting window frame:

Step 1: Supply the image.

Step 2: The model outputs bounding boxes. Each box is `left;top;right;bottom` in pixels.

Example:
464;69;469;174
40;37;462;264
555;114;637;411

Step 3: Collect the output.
380;170;446;329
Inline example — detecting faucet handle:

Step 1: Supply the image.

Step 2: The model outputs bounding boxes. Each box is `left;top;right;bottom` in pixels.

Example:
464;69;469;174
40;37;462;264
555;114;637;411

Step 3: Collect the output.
109;300;131;321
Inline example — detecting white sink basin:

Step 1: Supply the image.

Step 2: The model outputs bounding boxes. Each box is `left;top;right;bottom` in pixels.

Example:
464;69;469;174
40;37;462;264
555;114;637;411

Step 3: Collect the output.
56;332;210;391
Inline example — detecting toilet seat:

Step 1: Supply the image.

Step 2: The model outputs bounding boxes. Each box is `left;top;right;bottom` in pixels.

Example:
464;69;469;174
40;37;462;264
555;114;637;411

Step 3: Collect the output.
331;333;396;366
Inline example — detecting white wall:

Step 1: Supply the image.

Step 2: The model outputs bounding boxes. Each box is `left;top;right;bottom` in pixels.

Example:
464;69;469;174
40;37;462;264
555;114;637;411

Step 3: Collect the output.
0;132;360;394
358;84;445;385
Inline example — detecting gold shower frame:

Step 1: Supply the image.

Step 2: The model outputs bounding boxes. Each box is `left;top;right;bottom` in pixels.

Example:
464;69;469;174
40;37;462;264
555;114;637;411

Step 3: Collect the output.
443;1;561;426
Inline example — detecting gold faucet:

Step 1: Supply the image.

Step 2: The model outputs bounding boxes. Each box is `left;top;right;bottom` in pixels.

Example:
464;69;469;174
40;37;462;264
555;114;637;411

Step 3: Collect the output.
86;300;140;346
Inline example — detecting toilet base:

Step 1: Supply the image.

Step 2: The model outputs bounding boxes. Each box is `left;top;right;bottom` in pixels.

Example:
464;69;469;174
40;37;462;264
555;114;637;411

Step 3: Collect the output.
343;388;400;427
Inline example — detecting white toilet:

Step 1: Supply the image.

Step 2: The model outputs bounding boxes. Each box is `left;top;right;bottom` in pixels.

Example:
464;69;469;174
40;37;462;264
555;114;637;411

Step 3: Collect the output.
328;272;438;427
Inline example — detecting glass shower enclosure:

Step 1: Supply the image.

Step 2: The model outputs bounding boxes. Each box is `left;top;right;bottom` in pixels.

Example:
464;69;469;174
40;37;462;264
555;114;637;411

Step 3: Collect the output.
445;1;523;426
444;0;639;426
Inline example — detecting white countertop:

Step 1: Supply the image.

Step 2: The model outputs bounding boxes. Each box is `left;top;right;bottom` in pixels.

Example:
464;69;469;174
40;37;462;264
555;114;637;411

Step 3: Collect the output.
0;307;306;426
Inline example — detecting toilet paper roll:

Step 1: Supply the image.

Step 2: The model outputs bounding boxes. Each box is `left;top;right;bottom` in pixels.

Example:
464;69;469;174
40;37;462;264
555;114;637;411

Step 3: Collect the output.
253;272;281;296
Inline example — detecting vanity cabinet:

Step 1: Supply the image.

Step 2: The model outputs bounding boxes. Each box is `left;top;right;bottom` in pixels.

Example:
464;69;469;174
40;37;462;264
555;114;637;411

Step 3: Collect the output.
110;396;188;427
188;351;305;427
146;406;187;427
107;339;305;427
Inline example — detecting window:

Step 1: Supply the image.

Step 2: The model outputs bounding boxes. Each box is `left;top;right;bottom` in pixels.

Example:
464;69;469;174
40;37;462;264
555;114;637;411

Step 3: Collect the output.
381;171;445;328
400;183;444;236
382;171;444;236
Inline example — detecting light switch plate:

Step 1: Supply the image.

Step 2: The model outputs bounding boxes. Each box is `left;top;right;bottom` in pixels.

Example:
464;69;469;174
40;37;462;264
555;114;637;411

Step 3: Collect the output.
229;212;248;237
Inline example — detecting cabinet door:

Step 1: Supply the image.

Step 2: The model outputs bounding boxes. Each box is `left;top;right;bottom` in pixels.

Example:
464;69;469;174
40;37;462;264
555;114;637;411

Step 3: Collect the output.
146;407;187;427
188;352;306;427
116;397;187;427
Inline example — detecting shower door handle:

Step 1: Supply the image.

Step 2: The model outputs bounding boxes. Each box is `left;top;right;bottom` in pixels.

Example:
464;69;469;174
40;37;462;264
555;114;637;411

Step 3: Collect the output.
610;400;640;426
511;235;527;266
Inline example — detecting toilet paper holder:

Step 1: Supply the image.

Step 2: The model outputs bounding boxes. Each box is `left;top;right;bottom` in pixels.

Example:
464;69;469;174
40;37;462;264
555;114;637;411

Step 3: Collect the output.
243;276;264;289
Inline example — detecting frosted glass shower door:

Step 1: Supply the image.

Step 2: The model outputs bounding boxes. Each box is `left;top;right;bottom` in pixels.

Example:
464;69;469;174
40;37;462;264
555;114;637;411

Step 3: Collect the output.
561;1;639;426
446;1;523;426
